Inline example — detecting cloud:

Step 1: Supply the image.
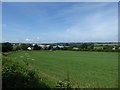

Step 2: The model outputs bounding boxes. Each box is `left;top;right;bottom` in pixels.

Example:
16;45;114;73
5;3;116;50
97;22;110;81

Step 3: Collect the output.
61;17;117;42
25;38;32;42
40;5;117;42
2;2;117;43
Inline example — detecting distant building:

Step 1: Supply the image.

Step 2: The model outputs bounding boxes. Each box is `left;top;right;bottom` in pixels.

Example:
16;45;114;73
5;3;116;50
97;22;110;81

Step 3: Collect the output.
119;47;120;49
65;46;70;48
32;44;35;46
27;47;33;50
53;46;57;48
38;45;45;48
112;47;116;50
73;47;79;50
46;45;50;48
12;43;21;46
58;45;64;48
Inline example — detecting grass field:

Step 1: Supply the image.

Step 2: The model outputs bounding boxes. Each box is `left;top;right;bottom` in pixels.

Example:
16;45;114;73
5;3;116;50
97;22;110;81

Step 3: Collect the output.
5;50;118;88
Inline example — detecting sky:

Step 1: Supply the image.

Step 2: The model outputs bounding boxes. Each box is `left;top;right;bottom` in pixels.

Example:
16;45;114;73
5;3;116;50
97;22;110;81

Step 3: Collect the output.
2;2;118;43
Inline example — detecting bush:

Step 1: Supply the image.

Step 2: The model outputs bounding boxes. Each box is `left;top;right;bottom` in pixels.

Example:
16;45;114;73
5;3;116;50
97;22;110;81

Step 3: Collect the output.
2;56;50;89
2;42;13;52
13;45;21;51
33;44;41;50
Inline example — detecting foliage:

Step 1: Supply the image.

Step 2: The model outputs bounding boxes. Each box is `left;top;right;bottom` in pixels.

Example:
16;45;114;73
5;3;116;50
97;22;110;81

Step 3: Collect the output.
20;44;31;50
2;42;13;52
2;56;50;89
47;45;53;50
33;44;41;50
79;43;88;49
13;45;21;51
1;42;119;52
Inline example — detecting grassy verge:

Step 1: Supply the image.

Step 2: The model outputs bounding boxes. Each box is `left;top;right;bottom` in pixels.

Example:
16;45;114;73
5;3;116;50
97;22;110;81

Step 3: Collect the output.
2;55;50;89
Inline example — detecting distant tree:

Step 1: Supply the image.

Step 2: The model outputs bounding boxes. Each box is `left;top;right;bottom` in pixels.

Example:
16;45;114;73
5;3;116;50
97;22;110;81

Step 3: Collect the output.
89;44;94;50
80;43;88;49
33;44;41;50
103;45;112;50
20;44;32;50
0;43;2;52
56;46;60;50
20;44;27;50
47;45;53;50
103;45;113;52
2;42;13;52
43;46;47;50
65;43;69;46
13;45;21;51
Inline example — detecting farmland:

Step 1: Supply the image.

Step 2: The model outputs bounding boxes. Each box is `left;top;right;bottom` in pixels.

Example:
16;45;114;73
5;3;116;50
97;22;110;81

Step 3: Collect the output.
4;50;118;88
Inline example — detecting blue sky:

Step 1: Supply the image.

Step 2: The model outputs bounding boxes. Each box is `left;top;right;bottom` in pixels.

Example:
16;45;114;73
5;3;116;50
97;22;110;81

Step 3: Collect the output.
2;2;118;43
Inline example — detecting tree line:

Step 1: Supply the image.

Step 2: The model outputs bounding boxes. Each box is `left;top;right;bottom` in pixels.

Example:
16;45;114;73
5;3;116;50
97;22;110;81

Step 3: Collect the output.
1;42;120;52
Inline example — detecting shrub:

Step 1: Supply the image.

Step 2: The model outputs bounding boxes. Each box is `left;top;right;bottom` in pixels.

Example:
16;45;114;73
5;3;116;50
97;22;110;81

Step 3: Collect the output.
2;42;13;52
2;56;50;89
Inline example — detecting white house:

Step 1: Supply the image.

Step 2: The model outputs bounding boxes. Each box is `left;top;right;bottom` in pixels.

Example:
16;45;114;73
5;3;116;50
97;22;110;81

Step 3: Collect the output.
27;47;33;50
58;45;64;48
46;45;50;48
53;46;57;48
32;44;35;46
73;47;79;50
112;47;116;50
65;46;70;48
119;47;120;49
38;45;45;48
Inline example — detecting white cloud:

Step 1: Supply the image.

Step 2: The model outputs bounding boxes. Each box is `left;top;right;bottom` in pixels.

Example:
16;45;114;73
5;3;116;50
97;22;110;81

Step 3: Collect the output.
25;38;32;42
42;7;118;42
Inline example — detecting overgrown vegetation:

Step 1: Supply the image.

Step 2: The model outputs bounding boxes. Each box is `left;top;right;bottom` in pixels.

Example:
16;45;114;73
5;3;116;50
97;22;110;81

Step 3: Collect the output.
2;55;50;89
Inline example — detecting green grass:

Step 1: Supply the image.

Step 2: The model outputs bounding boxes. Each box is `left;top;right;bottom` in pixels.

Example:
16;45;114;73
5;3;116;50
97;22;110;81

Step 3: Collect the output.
5;50;118;88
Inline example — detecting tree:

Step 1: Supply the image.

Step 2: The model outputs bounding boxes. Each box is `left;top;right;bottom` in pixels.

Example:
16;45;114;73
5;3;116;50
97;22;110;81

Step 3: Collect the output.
13;45;21;51
65;43;69;46
89;44;94;50
20;44;31;50
2;42;13;52
33;44;41;50
47;45;53;50
80;43;88;49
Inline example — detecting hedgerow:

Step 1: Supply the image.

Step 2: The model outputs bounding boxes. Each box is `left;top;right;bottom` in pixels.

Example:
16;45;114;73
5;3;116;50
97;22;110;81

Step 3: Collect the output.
2;56;50;89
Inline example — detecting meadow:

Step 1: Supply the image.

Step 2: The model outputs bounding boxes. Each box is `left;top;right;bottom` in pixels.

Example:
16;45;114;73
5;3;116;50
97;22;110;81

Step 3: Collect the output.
5;50;118;88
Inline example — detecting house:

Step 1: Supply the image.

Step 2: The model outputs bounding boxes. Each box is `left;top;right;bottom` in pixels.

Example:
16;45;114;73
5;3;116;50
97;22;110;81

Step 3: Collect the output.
27;47;33;50
73;47;79;50
65;46;70;48
32;44;35;46
53;46;57;48
112;47;116;50
46;45;50;48
119;47;120;49
38;45;45;48
58;45;64;48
